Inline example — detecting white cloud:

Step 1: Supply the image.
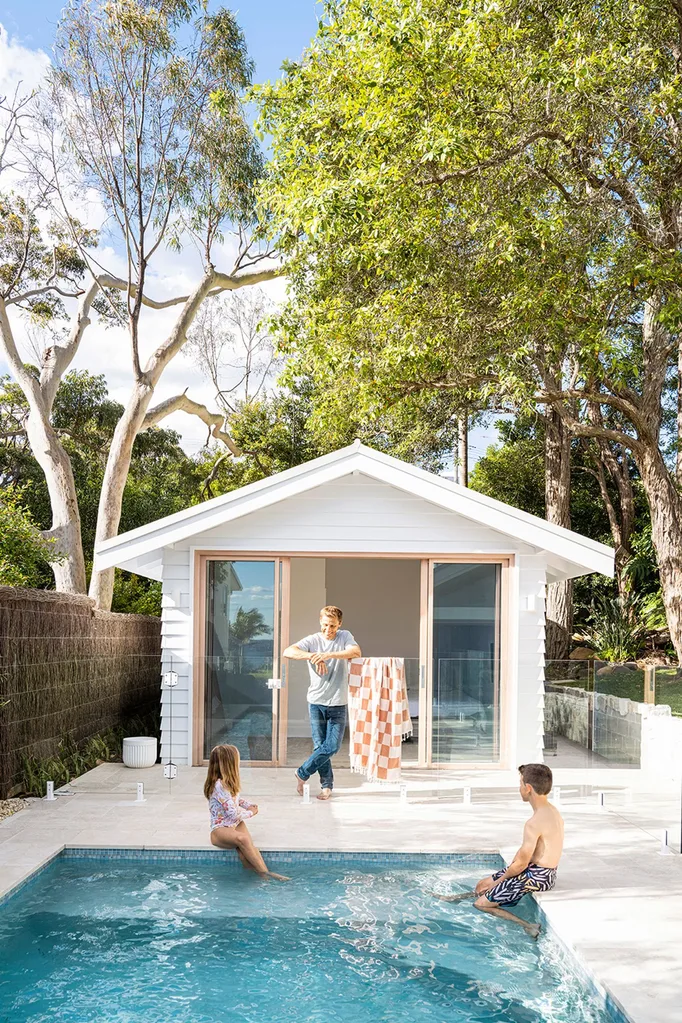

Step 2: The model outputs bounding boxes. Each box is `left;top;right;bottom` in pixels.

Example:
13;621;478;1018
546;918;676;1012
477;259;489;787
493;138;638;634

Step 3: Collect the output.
0;25;50;96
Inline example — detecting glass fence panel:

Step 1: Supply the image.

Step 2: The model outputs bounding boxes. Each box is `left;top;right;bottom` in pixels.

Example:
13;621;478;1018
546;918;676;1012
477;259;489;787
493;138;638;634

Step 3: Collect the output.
433;656;499;763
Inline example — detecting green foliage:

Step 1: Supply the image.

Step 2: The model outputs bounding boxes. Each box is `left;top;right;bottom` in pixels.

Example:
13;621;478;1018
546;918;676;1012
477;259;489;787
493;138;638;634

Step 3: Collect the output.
0;489;64;587
111;573;162;616
470;433;545;517
580;597;647;663
0;194;92;316
254;0;682;659
19;707;160;797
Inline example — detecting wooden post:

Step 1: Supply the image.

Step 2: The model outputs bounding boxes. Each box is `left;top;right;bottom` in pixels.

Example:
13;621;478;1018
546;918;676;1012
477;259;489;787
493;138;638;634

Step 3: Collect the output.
644;664;655;704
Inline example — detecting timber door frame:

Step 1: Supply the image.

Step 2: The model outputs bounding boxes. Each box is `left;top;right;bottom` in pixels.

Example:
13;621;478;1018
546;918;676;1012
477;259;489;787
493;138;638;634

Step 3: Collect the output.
192;550;513;770
193;552;291;767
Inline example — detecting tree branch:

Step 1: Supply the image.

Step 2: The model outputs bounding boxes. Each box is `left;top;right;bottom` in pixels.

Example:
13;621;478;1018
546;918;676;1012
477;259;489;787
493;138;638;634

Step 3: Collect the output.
95;274;191;309
418;130;566;186
141;392;241;455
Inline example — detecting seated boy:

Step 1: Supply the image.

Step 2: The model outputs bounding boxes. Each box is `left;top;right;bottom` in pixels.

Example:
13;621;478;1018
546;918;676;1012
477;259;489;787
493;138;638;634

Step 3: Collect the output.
435;763;564;938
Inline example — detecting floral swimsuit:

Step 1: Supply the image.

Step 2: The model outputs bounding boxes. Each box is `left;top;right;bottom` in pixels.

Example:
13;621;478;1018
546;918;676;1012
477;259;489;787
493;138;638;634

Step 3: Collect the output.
209;779;255;831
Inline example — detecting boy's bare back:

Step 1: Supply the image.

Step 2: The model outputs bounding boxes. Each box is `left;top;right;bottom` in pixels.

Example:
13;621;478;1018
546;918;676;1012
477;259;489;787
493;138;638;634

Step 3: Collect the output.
526;801;564;868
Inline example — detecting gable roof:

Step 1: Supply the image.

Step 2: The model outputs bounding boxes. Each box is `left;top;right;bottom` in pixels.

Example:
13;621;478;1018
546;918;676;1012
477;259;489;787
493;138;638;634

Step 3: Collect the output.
94;440;614;581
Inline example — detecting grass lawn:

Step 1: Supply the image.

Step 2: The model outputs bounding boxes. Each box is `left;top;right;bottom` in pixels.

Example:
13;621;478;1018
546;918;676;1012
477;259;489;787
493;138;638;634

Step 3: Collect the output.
548;667;682;717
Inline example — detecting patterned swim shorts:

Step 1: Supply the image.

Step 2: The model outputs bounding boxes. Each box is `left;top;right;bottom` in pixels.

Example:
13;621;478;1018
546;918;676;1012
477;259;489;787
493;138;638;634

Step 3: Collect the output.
485;864;557;907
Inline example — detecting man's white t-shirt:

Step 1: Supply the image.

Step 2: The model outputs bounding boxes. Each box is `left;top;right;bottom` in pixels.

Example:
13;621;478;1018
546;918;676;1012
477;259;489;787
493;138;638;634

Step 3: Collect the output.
295;629;357;706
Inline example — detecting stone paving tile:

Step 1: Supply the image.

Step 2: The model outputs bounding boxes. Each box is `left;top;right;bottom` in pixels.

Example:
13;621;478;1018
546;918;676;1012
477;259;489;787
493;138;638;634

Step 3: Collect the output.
1;763;681;1023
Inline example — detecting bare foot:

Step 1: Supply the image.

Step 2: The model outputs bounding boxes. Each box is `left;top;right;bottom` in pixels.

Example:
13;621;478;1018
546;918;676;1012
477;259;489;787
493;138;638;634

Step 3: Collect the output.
266;871;291;882
317;788;332;800
524;922;541;940
294;772;304;796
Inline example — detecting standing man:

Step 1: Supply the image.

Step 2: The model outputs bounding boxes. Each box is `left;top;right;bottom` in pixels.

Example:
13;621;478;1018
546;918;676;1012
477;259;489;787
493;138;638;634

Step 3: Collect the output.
283;605;361;800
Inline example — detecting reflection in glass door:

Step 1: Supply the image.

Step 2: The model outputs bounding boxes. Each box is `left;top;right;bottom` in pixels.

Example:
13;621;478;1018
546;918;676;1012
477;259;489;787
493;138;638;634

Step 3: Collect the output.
430;562;501;763
204;559;280;762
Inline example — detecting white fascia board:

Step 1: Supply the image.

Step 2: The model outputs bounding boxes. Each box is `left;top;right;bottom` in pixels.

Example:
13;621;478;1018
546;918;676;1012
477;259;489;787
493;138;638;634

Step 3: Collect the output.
93;456;362;571
354;455;614;577
94;441;614;579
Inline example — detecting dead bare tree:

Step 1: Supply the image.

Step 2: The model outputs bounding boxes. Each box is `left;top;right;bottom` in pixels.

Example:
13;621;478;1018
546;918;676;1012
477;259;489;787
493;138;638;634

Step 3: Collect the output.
185;287;277;413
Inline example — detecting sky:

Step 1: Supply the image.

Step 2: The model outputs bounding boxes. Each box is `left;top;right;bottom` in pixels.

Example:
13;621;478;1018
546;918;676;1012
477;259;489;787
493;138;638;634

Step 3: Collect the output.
0;0;499;469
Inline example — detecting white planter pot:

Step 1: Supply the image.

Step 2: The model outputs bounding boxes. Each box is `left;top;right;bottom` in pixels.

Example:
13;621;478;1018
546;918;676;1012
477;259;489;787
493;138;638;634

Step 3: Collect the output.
122;736;157;769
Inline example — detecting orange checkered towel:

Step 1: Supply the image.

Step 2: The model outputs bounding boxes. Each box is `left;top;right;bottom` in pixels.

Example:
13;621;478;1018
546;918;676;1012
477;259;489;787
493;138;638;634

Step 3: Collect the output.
347;657;413;783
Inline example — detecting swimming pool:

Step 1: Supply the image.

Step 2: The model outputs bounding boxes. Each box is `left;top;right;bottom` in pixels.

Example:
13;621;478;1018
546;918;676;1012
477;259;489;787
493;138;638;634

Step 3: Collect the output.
0;851;628;1023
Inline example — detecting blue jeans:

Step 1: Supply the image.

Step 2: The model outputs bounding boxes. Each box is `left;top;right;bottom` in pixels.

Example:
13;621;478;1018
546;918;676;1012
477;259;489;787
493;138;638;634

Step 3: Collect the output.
297;703;347;791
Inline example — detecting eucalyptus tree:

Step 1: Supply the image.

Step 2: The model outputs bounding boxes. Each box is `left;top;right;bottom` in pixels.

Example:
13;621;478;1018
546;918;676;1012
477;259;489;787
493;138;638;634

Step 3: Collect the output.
0;0;279;607
256;0;682;660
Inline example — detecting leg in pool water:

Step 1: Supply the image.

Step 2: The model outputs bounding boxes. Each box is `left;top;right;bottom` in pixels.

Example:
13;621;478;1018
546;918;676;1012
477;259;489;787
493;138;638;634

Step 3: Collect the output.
431;890;477;903
210;822;290;882
474;896;540;938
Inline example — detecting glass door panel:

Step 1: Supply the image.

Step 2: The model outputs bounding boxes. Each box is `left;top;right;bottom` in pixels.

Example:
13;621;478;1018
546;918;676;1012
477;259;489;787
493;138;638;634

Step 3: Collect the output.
431;562;501;763
204;560;278;762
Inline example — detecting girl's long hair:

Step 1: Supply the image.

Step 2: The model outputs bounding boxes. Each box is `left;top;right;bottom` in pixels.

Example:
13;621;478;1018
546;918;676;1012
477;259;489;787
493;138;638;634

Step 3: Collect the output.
204;744;241;800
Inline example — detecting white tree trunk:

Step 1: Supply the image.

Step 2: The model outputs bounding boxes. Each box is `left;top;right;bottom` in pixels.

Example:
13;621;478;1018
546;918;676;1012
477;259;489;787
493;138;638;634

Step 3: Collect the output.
89;384;154;609
24;407;87;592
88;267;278;609
0;295;89;593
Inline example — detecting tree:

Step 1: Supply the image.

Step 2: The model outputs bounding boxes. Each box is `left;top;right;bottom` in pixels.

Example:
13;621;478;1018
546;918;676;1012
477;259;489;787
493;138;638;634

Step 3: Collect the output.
230;606;271;673
255;0;682;660
0;488;64;587
0;1;279;608
1;368;208;607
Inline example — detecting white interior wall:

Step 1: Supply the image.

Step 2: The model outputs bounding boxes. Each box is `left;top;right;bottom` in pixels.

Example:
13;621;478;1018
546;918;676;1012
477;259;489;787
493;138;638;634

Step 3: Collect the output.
324;559;421;658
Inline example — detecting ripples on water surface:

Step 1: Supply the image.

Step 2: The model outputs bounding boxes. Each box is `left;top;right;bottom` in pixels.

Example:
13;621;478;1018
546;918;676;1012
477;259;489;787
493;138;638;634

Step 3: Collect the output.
0;858;617;1023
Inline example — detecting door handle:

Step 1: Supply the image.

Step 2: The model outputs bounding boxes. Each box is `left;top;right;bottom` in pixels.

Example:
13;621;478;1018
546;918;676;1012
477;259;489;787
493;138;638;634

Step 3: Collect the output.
267;678;282;690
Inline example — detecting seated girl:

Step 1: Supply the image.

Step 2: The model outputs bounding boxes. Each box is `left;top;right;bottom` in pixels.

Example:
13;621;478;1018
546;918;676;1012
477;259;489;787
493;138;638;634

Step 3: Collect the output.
204;743;289;881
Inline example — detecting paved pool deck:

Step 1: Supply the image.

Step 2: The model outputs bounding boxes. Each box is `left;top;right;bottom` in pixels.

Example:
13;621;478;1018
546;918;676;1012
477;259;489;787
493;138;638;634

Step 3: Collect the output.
1;763;681;1023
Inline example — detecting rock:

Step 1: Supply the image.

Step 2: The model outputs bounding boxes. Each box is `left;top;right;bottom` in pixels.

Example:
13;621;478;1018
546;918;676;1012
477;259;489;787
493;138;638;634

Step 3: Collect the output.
569;646;596;660
0;798;28;823
596;664;615;676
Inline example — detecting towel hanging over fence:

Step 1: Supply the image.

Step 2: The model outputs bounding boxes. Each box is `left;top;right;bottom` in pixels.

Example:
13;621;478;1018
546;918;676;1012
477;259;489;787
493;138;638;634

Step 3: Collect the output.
347;657;413;783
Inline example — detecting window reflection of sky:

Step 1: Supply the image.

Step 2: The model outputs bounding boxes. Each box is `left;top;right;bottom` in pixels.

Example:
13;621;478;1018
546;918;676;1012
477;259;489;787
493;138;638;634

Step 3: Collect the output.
225;561;275;624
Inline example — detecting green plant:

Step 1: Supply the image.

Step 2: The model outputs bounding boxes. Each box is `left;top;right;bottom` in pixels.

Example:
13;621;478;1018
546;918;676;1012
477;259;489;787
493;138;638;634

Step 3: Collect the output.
579;596;646;662
17;705;161;796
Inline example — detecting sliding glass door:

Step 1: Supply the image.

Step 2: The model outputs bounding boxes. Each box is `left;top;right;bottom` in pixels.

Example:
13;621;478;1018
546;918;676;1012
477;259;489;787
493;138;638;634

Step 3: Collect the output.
429;562;502;764
203;558;287;763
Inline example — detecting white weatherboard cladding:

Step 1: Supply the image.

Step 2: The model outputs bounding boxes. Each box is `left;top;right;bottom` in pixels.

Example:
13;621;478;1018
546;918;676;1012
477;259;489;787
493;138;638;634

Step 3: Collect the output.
513;555;547;765
156;478;548;766
160;547;192;763
175;476;537;555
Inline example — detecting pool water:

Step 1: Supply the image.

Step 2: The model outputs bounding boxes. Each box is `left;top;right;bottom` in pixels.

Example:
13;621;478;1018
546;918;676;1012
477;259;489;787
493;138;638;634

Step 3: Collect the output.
0;853;623;1023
